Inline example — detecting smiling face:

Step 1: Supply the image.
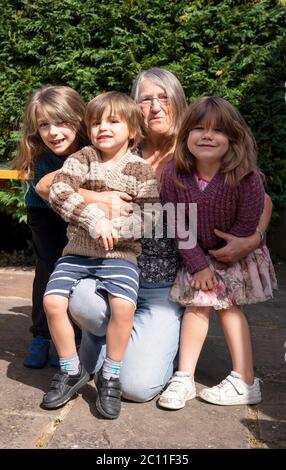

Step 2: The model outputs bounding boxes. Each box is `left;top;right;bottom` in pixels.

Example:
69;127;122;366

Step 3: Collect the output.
36;107;78;157
187;123;229;165
90;105;130;160
139;79;173;137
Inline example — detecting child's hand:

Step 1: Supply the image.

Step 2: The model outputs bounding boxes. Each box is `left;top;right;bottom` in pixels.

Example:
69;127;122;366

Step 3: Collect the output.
94;218;120;251
190;266;218;291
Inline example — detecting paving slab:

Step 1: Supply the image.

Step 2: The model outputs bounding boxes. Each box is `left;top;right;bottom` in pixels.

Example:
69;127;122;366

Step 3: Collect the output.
0;265;285;450
0;267;33;300
47;380;248;449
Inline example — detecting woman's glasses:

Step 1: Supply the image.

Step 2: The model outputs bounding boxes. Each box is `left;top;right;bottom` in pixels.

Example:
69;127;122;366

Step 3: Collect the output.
140;95;169;108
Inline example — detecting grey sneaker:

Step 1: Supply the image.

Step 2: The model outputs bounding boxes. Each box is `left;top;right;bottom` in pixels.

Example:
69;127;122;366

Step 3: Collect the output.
199;371;262;405
158;372;196;410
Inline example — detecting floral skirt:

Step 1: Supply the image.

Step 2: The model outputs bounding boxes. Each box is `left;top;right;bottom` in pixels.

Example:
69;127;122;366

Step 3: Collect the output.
170;246;277;310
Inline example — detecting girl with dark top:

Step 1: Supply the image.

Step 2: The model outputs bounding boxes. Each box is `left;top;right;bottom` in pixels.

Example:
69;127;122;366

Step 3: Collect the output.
14;85;87;368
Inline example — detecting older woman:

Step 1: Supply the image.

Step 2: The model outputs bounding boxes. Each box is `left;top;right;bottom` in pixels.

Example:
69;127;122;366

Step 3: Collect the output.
68;69;186;402
67;68;272;404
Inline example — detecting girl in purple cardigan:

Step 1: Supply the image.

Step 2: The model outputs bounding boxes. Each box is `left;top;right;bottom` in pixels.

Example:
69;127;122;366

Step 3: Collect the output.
159;96;277;410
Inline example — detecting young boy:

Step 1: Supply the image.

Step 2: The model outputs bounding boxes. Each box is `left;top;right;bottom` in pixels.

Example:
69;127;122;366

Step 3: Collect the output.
42;92;159;419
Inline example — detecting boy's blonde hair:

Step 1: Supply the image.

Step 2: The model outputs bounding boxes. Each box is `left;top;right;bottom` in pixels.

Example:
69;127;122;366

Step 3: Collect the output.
174;96;259;189
85;91;143;151
14;85;87;175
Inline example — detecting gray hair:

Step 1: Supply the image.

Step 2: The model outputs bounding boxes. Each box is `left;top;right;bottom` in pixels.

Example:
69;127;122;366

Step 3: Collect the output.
131;67;187;137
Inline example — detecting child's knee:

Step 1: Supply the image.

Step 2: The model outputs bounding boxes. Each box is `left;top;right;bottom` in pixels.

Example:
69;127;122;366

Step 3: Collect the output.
186;306;212;318
110;304;135;324
109;298;135;319
43;294;67;318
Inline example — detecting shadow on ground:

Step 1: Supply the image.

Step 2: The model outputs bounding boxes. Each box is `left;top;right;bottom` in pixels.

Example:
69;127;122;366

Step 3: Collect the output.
0;264;285;448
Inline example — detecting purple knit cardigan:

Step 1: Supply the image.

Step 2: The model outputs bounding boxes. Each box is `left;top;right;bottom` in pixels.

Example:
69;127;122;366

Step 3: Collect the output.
161;161;265;273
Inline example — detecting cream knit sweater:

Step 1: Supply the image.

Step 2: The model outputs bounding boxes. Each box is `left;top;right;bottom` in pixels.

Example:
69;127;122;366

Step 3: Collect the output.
49;146;159;265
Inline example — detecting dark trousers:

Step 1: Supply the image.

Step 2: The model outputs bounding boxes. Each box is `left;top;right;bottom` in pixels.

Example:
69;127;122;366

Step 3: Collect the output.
27;207;68;338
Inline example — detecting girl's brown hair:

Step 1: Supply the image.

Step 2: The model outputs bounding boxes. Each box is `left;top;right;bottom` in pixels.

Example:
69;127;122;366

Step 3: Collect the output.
14;85;87;176
85;91;143;151
174;96;259;189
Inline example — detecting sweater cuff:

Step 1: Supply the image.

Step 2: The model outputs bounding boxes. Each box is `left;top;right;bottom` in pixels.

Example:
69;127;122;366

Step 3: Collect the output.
181;248;210;274
83;204;106;239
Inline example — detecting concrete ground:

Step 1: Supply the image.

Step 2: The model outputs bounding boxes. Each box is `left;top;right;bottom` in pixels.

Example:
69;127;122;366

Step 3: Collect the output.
0;265;285;450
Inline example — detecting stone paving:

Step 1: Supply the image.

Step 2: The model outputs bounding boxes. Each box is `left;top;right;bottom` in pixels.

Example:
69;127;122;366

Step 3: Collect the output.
0;265;285;449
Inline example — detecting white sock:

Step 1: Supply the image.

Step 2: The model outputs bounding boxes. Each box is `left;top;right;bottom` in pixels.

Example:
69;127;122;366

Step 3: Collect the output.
59;353;80;376
102;357;122;380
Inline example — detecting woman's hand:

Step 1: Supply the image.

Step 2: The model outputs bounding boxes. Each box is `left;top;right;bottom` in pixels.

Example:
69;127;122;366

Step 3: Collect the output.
209;193;272;264
191;266;218;291
90;191;133;218
208;229;261;264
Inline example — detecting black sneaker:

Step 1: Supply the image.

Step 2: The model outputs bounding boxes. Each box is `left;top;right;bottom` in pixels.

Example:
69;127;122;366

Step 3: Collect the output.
41;364;89;410
95;369;122;419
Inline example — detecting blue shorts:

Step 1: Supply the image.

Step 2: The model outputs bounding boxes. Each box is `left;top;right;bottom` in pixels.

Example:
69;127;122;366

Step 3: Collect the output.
44;255;140;307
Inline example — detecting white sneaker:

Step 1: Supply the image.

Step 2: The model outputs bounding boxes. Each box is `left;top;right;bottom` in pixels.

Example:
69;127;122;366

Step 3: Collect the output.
199;371;262;406
158;372;196;410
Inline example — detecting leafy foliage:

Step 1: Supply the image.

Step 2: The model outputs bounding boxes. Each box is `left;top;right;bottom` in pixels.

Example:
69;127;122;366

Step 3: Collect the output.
0;181;26;223
0;0;285;221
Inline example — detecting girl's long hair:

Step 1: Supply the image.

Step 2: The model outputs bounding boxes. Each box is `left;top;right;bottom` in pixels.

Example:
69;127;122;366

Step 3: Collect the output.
14;85;87;176
174;96;259;189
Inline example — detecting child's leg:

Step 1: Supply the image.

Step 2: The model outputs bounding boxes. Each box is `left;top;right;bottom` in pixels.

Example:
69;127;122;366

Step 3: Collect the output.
43;294;76;359
23;208;67;369
199;306;261;406
96;296;135;419
41;293;90;410
179;306;212;375
106;296;135;362
159;306;212;410
217;305;254;384
28;207;67;340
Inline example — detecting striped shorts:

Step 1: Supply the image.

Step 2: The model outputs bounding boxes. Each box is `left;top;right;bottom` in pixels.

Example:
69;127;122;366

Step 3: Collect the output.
44;255;140;307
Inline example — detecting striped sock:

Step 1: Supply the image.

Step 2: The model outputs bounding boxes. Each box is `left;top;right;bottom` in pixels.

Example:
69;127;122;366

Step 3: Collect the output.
102;357;123;380
59;353;80;376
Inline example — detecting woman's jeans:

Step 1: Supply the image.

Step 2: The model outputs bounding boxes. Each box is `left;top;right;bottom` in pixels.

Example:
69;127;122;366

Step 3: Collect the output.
69;278;183;402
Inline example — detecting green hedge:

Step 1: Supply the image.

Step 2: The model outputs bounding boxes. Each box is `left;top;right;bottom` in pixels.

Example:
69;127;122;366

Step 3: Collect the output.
1;0;286;217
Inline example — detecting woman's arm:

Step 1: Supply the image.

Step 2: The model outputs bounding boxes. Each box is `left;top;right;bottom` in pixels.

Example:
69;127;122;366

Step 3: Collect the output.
35;171;133;216
257;192;273;232
35;170;59;201
209;192;272;264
